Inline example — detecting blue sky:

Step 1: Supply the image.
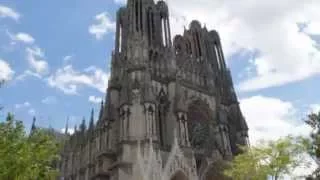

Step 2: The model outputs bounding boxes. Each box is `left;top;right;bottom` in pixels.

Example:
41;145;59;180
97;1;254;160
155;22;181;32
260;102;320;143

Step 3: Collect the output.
0;0;320;150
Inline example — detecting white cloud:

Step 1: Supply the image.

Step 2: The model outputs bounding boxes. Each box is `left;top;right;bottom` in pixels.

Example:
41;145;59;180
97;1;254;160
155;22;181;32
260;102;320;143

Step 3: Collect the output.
239;96;312;145
7;31;35;44
60;128;75;135
15;102;31;109
63;55;73;64
160;0;320;92
113;0;126;4
26;47;49;75
309;104;320;113
42;96;57;105
304;22;320;35
47;65;109;95
16;70;41;81
89;12;116;40
0;59;14;81
89;96;102;104
0;5;20;21
28;108;36;116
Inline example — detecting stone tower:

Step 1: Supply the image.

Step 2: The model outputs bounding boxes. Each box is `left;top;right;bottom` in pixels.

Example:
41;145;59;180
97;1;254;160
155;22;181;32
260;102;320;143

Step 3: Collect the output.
60;0;249;179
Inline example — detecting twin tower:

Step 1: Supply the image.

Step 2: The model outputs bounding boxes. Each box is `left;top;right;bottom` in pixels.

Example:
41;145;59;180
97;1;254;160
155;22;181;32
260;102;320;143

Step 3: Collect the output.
61;0;249;179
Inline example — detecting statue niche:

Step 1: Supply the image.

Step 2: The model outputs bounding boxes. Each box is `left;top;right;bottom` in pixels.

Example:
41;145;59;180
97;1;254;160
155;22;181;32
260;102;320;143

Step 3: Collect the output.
187;100;211;150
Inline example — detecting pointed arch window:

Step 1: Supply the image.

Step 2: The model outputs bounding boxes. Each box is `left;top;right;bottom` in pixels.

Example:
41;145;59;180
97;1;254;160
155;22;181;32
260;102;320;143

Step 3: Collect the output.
196;32;202;57
147;8;154;45
214;42;221;70
135;0;139;31
119;24;122;52
161;17;167;47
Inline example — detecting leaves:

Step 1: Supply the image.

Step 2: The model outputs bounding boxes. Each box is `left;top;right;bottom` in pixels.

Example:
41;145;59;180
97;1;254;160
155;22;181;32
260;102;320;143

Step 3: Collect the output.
305;111;320;178
0;113;60;180
224;136;310;180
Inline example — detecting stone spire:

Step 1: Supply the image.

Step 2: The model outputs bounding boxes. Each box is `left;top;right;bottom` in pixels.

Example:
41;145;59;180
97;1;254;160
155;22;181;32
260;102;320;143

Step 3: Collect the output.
89;109;94;130
98;101;104;121
30;116;36;134
88;109;95;140
65;116;69;135
80;117;86;137
73;125;78;147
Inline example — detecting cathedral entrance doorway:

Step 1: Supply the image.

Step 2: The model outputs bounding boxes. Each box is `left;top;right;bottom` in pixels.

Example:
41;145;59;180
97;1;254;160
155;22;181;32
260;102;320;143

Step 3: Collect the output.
170;171;189;180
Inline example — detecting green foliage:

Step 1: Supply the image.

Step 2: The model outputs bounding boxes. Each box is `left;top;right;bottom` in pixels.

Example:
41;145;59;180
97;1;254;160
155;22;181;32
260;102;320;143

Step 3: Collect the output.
0;113;60;180
305;111;320;178
224;136;310;180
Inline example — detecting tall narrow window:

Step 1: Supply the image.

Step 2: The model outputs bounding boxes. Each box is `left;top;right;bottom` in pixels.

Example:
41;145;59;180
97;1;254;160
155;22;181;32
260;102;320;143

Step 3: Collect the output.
165;19;170;46
158;91;167;147
186;40;192;56
214;43;221;70
162;18;166;47
196;32;202;57
218;46;225;70
193;33;198;57
147;8;153;45
135;0;139;31
166;18;171;45
151;13;155;40
119;25;122;53
147;10;151;45
140;0;143;32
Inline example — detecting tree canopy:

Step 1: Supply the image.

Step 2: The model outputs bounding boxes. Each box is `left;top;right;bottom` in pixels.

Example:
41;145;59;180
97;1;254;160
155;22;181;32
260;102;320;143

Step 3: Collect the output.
305;111;320;178
224;136;311;180
0;113;61;180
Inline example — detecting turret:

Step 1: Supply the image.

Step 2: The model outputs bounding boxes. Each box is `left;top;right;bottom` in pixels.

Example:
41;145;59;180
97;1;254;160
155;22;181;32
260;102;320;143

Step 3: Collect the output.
88;109;95;139
98;101;104;121
79;117;86;144
30;116;36;134
64;116;69;135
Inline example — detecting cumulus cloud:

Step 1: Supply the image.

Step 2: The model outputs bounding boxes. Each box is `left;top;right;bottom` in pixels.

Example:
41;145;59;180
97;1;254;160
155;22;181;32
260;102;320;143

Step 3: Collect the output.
7;31;35;44
42;96;58;105
28;108;36;116
89;12;116;40
0;59;14;81
89;96;102;104
239;96;312;145
304;22;320;35
131;0;320;92
63;55;73;64
15;102;31;109
26;47;49;75
113;0;126;4
309;104;320;113
15;70;42;81
0;5;20;21
61;128;75;135
47;65;109;95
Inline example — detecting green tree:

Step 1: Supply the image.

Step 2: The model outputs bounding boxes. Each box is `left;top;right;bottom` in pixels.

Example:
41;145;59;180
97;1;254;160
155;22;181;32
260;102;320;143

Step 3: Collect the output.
305;111;320;178
0;113;60;180
224;136;310;180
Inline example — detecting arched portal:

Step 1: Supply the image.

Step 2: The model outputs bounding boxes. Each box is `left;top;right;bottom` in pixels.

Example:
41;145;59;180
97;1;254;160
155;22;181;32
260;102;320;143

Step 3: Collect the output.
187;99;212;150
171;171;189;180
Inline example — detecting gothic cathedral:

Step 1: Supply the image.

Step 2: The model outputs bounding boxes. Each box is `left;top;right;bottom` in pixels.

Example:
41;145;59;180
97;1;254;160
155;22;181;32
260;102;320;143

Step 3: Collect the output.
60;0;249;179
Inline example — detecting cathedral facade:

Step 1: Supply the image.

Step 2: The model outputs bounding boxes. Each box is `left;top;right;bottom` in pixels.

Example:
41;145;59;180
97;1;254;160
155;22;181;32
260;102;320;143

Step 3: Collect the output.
60;0;249;179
